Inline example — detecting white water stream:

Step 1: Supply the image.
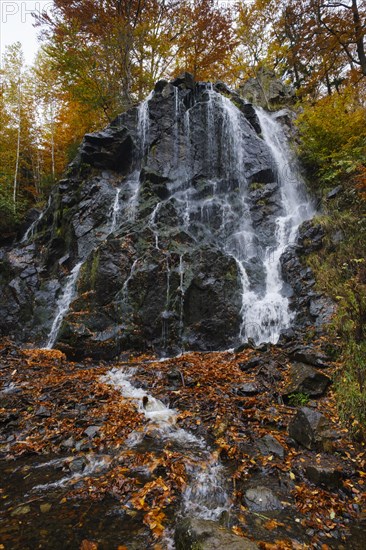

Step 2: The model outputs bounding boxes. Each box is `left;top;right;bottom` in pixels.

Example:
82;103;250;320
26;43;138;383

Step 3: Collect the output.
45;261;84;349
103;368;231;521
237;108;314;343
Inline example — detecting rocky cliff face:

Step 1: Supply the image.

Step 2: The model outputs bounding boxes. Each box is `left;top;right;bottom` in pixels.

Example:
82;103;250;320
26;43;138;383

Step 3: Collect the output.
0;74;331;358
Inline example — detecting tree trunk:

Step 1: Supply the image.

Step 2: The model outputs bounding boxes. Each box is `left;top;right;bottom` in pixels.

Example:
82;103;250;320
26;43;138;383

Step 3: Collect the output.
13;79;21;213
352;0;366;76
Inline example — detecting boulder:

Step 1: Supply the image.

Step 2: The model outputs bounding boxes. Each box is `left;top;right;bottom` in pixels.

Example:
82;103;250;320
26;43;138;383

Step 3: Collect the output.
283;363;331;398
244;486;283;512
239;68;295;109
305;463;343;489
257;434;285;459
175;518;259;550
288;407;339;451
288;346;331;368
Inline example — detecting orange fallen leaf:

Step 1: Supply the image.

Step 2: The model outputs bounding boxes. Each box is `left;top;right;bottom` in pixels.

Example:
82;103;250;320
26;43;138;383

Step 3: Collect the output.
80;541;98;550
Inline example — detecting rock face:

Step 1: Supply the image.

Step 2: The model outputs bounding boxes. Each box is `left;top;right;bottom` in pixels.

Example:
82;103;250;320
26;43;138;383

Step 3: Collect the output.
239;68;295;109
0;74;324;358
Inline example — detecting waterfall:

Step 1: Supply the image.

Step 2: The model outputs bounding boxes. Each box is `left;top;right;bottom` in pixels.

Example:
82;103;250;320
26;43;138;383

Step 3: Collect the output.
136;86;314;348
110;188;121;233
21;196;51;243
45;261;84;349
41;82;314;353
108;92;153;234
238;108;314;344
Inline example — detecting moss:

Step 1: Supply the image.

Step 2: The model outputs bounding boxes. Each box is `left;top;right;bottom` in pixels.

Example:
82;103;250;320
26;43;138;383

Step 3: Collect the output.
250;182;265;190
89;252;100;290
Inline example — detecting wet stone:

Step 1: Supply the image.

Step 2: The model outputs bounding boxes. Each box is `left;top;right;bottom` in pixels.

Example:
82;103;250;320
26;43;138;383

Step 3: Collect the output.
61;437;75;449
288;407;338;451
175;518;259;550
35;406;52;417
305;463;343;489
244;486;283;512
288;346;331;368
84;425;101;438
283;363;331;397
257;434;285;459
237;383;260;396
68;457;86;473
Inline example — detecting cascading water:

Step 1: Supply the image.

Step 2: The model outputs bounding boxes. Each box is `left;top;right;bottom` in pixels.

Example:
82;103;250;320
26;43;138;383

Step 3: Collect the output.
21;196;51;243
45;261;84;349
239;108;314;343
109;92;153;232
143;87;314;347
29;79;315;354
103;368;231;522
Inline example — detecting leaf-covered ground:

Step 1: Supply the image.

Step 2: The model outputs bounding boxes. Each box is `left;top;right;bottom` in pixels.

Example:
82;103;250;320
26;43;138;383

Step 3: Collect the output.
0;338;365;549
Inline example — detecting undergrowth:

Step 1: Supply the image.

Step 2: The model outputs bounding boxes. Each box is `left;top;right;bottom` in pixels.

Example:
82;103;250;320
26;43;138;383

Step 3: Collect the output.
296;87;366;439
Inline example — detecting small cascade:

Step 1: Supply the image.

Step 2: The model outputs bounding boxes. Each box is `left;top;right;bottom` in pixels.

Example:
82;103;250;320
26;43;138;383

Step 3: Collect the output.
21;197;51;243
108;93;153;234
182;458;229;520
118;258;140;321
138;91;153;157
103;368;231;521
46;261;84;349
149;202;163;249
110;188;121;233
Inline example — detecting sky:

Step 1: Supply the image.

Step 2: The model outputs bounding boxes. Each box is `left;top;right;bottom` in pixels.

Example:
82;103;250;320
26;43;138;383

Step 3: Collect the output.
0;0;54;65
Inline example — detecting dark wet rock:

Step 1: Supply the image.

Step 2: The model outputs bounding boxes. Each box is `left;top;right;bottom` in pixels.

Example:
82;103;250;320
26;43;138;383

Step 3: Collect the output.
166;368;182;388
297;221;325;253
60;437;75;449
175;518;259;550
75;440;91;452
305;462;343;489
238;356;262;371
288;407;339;451
283;363;331;397
235;339;256;353
288;346;331;368
35;406;51;418
244;486;283;511
68;457;86;473
237;383;260;396
281;225;334;335
84;426;101;439
257;434;285;459
172;72;195;90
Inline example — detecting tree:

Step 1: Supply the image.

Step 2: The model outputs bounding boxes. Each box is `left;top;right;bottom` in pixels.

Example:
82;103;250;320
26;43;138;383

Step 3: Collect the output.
35;0;185;119
173;0;237;81
0;43;39;225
